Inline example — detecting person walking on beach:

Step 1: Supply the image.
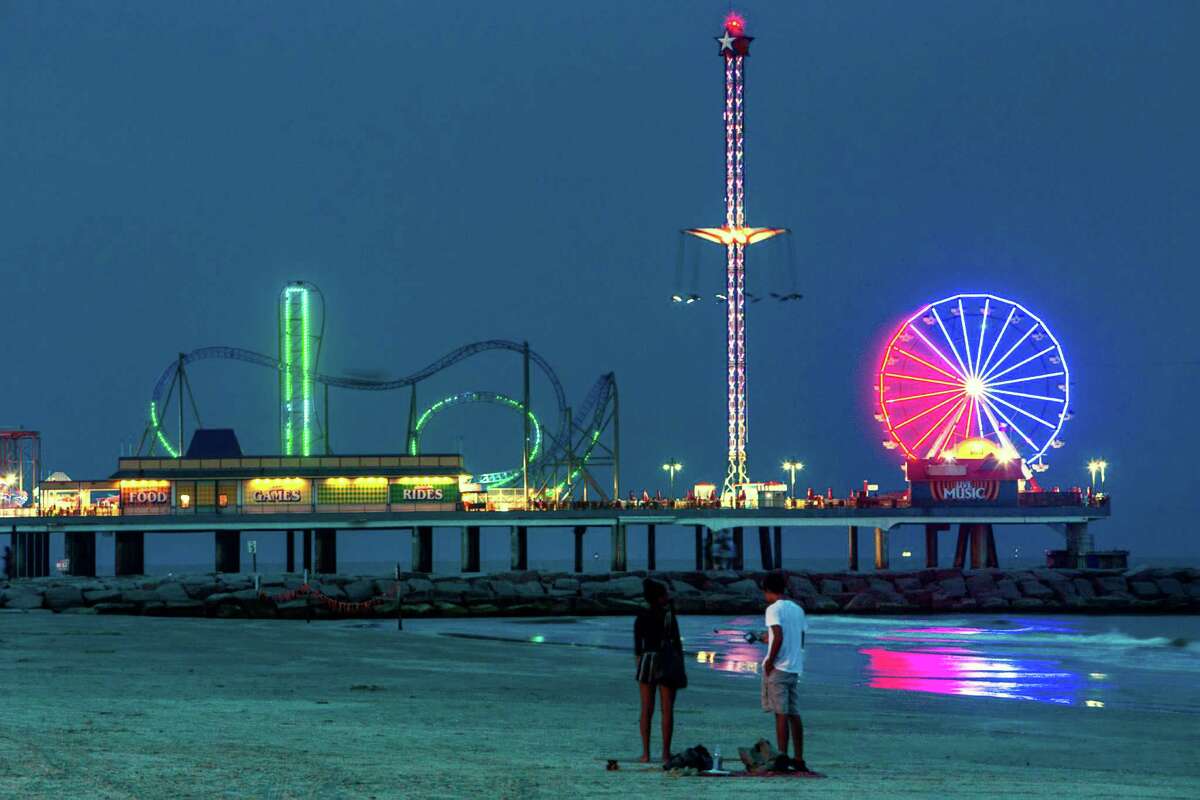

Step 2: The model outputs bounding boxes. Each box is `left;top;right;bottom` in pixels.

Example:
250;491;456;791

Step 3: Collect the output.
634;578;687;764
755;572;811;772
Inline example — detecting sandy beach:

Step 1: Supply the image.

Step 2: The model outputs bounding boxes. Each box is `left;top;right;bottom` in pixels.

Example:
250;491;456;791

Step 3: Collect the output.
1;611;1196;799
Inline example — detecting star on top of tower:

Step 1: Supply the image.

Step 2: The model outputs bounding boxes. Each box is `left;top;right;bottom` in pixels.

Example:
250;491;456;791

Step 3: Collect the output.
717;32;736;53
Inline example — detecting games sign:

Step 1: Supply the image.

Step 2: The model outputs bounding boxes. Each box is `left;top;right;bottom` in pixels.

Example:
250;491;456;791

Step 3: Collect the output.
243;479;310;506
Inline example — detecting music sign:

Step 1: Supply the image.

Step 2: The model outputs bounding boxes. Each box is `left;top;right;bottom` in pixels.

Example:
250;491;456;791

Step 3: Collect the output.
930;479;1000;503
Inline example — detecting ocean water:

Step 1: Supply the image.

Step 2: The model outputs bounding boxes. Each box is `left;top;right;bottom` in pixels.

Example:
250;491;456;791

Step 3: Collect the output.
396;613;1200;714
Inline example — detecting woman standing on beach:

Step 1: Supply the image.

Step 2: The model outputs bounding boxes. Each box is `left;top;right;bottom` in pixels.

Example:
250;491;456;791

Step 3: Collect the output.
634;578;687;764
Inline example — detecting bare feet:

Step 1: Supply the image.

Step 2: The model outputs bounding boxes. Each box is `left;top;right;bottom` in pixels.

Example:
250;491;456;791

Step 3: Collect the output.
638;754;651;764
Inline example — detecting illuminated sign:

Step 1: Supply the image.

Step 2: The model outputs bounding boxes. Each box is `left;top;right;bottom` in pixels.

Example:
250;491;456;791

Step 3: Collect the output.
931;480;1000;503
243;479;310;505
120;481;170;506
389;478;459;505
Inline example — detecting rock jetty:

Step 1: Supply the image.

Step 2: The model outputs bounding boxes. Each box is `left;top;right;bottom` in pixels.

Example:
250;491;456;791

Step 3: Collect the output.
2;567;1198;618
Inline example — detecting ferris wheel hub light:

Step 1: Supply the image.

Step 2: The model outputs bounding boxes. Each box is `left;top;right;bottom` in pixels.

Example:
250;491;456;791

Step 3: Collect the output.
965;377;985;398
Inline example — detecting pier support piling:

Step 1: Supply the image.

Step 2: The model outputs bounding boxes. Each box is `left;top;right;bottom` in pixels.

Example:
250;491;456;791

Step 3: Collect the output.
14;530;50;578
610;524;627;572
413;526;433;574
985;524;999;569
511;526;528;571
731;527;744;571
773;526;783;568
573;526;586;573
285;530;295;573
704;529;715;571
874;527;889;570
314;529;336;574
215;531;241;574
64;532;96;577
646;524;656;571
758;526;773;571
302;530;313;572
847;526;859;572
952;525;969;569
924;523;947;568
969;524;987;570
114;532;144;576
461;526;480;573
694;526;704;570
1065;522;1091;568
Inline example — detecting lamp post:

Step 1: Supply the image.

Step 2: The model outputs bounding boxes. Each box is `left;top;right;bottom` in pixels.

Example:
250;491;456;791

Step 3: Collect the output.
662;461;683;498
1087;459;1108;488
782;460;804;503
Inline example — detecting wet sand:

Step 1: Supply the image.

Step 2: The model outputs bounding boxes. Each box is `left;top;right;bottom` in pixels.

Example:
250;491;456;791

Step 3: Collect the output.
0;611;1195;799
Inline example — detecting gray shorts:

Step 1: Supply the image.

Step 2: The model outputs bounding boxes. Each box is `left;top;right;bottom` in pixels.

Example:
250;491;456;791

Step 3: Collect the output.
761;669;801;715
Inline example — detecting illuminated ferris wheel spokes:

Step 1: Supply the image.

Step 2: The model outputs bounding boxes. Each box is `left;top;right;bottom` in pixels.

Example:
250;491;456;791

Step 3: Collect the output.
877;294;1070;466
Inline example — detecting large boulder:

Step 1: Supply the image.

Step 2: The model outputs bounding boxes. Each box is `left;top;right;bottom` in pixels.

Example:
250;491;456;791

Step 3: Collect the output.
1072;578;1096;599
43;586;84;611
1128;580;1161;599
844;592;879;612
1019;580;1054;598
345;579;380;602
3;590;44;609
725;579;762;597
788;576;818;596
580;576;642;598
155;582;192;603
995;579;1022;601
936;576;967;599
1155;578;1185;597
120;589;163;605
183;581;220;600
819;579;843;595
83;589;122;604
1093;576;1128;595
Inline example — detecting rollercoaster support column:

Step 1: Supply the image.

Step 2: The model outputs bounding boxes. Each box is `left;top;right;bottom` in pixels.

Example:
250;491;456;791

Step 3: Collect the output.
610;524;627;572
773;526;783;569
302;530;313;572
694;526;704;571
758;526;773;571
114;532;145;576
847;526;859;572
286;530;295;573
461;526;480;573
732;527;744;571
924;524;947;568
65;532;96;577
952;524;970;570
646;524;656;571
511;526;528;571
413;526;433;574
874;527;889;570
573;526;586;573
214;531;241;574
314;529;336;574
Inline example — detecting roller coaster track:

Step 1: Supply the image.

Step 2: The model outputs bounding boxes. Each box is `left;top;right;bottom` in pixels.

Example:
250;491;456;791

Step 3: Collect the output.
145;341;615;497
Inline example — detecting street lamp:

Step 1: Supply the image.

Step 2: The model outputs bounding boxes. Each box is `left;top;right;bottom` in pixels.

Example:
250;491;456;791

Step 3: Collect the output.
782;460;804;502
1087;459;1108;487
662;460;683;497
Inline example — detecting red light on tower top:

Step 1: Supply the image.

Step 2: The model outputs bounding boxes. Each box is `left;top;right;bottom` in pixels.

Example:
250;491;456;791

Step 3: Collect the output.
717;11;753;57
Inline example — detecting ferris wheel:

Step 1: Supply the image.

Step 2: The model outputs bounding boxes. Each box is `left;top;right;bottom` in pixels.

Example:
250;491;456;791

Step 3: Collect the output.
876;293;1070;470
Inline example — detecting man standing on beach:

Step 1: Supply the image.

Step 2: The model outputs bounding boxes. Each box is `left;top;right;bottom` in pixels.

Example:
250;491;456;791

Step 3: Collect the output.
758;572;809;771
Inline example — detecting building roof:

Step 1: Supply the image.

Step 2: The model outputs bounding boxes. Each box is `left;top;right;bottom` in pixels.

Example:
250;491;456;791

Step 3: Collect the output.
109;454;466;481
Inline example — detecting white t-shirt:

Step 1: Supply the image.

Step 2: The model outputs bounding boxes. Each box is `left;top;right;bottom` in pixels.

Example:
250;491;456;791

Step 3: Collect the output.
764;599;807;674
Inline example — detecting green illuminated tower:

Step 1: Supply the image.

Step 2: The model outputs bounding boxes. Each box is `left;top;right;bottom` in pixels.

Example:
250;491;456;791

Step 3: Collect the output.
278;281;325;455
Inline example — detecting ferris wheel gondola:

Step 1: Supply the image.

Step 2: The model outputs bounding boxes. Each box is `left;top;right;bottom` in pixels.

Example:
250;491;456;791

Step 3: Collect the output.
876;293;1071;468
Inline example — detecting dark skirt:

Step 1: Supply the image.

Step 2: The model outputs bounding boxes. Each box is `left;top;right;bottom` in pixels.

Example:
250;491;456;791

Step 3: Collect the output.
636;650;688;689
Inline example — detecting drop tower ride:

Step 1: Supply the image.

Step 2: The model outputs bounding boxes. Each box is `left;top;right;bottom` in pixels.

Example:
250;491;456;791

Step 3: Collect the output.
686;12;785;502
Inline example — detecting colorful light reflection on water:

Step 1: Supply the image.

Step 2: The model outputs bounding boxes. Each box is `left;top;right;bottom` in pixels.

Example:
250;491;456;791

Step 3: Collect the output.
861;622;1086;705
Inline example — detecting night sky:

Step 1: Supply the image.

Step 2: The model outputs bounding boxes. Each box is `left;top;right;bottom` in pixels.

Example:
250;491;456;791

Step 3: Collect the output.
2;1;1197;563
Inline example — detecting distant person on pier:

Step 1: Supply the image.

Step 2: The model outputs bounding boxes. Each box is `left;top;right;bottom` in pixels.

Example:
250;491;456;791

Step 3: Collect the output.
751;571;812;773
2;545;12;580
633;578;687;764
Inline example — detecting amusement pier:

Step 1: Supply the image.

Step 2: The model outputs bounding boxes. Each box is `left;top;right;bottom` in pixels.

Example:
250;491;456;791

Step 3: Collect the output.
3;13;1116;584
